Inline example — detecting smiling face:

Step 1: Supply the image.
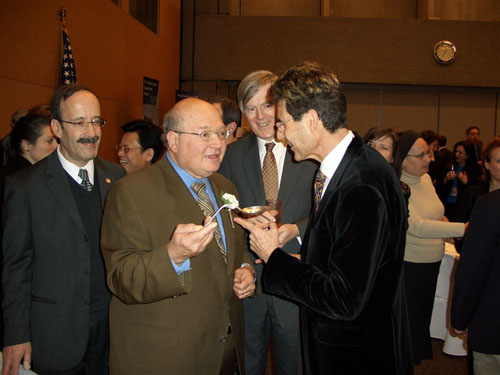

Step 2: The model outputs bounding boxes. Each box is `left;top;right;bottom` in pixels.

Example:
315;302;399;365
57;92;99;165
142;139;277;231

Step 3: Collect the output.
276;100;316;162
117;131;152;174
455;145;468;166
167;99;226;179
243;83;276;141
402;138;431;177
51;90;101;167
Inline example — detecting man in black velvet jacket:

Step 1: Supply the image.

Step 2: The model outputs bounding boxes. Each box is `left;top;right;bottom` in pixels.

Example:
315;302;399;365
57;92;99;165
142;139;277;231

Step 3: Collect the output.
235;62;413;375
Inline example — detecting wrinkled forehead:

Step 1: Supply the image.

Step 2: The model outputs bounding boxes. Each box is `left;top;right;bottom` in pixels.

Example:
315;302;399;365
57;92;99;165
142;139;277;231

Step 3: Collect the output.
182;106;224;131
60;91;100;118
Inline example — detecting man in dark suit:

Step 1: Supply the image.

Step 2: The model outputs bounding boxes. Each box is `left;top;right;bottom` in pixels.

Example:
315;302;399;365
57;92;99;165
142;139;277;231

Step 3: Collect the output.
219;70;317;375
100;98;255;374
2;84;125;375
451;189;500;374
235;62;412;375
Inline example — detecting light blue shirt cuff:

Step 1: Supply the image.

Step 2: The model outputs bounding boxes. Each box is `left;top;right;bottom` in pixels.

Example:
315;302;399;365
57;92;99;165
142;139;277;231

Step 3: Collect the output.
171;258;191;275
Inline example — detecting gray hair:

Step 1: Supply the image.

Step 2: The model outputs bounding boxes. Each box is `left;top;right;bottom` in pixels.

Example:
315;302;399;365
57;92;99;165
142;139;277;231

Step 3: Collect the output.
237;70;278;113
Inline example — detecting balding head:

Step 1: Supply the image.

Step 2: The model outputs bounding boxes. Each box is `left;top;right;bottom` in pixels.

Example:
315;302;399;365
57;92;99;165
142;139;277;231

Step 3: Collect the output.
164;98;227;178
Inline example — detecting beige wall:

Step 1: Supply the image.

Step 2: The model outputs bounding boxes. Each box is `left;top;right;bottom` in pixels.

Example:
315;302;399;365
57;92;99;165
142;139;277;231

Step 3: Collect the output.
181;0;499;147
0;0;181;162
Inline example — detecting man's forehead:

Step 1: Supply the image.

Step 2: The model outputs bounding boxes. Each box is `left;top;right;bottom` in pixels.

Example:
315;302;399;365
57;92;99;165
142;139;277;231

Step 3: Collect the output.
121;131;140;144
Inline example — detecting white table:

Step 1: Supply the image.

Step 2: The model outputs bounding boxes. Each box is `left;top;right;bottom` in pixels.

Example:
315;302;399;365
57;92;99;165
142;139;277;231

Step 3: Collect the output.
429;242;468;356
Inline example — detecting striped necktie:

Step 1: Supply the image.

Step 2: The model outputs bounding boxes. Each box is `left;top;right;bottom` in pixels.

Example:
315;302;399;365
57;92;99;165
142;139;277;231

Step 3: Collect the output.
262;142;279;200
314;170;327;210
78;169;93;192
191;182;227;264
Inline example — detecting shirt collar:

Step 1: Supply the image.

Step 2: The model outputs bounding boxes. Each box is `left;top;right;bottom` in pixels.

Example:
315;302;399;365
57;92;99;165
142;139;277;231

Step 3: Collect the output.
320;130;354;181
56;146;95;184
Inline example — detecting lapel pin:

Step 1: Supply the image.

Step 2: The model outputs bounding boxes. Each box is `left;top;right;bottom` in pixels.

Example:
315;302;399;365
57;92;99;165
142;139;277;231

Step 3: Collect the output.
106;178;111;184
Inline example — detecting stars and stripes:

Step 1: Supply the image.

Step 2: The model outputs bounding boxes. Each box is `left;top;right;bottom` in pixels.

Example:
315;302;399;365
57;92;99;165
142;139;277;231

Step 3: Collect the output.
61;29;77;86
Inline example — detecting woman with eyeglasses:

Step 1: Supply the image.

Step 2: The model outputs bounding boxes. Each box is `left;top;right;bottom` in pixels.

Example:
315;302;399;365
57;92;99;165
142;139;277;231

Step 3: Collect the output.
398;131;467;365
438;140;483;219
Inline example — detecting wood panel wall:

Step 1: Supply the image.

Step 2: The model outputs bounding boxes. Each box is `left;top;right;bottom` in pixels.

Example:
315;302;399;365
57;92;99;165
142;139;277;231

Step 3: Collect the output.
0;0;180;163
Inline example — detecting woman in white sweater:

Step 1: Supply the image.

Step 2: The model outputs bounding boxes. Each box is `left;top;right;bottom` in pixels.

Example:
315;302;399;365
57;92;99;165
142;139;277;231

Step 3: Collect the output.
399;131;466;365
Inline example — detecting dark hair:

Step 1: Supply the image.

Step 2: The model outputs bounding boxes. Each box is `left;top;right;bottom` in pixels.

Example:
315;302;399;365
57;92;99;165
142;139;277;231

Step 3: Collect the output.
50;84;94;122
483;137;500;181
466;126;480;136
2;114;51;165
28;104;52;121
421;130;438;145
363;127;402;177
121;120;164;163
453;140;477;167
437;134;447;148
205;96;241;128
270;61;346;133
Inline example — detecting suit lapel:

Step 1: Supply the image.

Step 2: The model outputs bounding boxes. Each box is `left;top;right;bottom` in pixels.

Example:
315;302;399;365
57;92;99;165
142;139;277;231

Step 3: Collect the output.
160;159;228;268
313;133;363;223
95;158;114;207
243;134;266;205
45;152;86;234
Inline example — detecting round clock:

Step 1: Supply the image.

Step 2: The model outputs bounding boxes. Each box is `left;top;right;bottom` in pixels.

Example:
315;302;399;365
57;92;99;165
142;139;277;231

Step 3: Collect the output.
434;41;457;64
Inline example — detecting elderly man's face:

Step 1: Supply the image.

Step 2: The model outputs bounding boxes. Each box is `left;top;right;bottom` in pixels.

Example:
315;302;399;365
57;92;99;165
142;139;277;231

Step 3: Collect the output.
52;90;101;167
243;83;276;141
169;99;226;179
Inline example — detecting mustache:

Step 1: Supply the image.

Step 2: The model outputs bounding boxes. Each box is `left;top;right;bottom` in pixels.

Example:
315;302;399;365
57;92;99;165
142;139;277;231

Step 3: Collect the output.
77;136;100;144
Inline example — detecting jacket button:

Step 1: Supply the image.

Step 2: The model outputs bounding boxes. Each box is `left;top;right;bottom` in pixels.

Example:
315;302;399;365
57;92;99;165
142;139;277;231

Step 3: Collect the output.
85;269;91;276
84;235;89;242
84;300;90;306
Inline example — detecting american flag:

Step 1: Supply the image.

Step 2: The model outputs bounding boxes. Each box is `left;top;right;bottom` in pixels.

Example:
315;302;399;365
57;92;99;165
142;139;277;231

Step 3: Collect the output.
61;29;77;86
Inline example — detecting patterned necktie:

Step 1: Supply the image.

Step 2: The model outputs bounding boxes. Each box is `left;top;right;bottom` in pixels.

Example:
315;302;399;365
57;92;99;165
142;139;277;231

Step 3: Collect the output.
191;182;227;264
262;142;279;200
78;169;93;192
314;170;327;210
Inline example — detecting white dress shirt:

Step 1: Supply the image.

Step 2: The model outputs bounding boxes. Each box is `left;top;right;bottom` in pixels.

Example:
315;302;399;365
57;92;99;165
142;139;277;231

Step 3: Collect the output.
56;146;95;184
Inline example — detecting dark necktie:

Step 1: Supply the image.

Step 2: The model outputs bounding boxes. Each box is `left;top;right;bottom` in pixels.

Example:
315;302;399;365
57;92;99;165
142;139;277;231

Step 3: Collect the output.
191;182;227;264
262;142;279;200
314;170;327;210
78;168;93;192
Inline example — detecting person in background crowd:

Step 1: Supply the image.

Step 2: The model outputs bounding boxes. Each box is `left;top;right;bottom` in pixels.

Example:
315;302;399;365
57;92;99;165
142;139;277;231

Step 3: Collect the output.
27;104;52;121
116;119;164;174
399;130;467;365
465;126;483;165
0;109;28;165
438;140;482;219
2;84;125;375
206;96;242;145
451;188;500;375
421;130;438;160
364;126;410;204
453;137;500;251
236;62;412;375
429;134;454;187
101;98;255;375
219;70;317;375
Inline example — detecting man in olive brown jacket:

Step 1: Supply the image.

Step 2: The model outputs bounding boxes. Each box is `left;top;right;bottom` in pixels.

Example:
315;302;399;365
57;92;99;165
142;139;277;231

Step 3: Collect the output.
101;98;255;375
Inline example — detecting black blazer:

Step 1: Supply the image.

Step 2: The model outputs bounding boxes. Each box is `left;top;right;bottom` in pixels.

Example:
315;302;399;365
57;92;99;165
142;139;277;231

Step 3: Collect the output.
219;133;318;327
451;189;500;354
262;133;412;374
2;151;125;370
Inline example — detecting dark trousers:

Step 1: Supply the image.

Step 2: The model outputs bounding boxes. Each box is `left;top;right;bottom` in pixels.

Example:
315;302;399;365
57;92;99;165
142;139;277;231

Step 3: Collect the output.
403;260;441;365
32;309;109;375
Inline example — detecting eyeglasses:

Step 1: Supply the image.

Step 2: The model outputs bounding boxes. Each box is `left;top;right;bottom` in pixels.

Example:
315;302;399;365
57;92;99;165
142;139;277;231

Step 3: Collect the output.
407;150;432;159
276;118;294;129
244;103;274;115
115;144;143;153
59;117;106;128
173;129;229;141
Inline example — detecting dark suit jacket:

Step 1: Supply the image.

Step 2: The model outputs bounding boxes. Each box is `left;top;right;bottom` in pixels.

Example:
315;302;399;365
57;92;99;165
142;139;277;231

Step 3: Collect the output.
262;133;412;374
451;189;500;354
219;133;318;327
2;151;125;370
101;157;250;375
